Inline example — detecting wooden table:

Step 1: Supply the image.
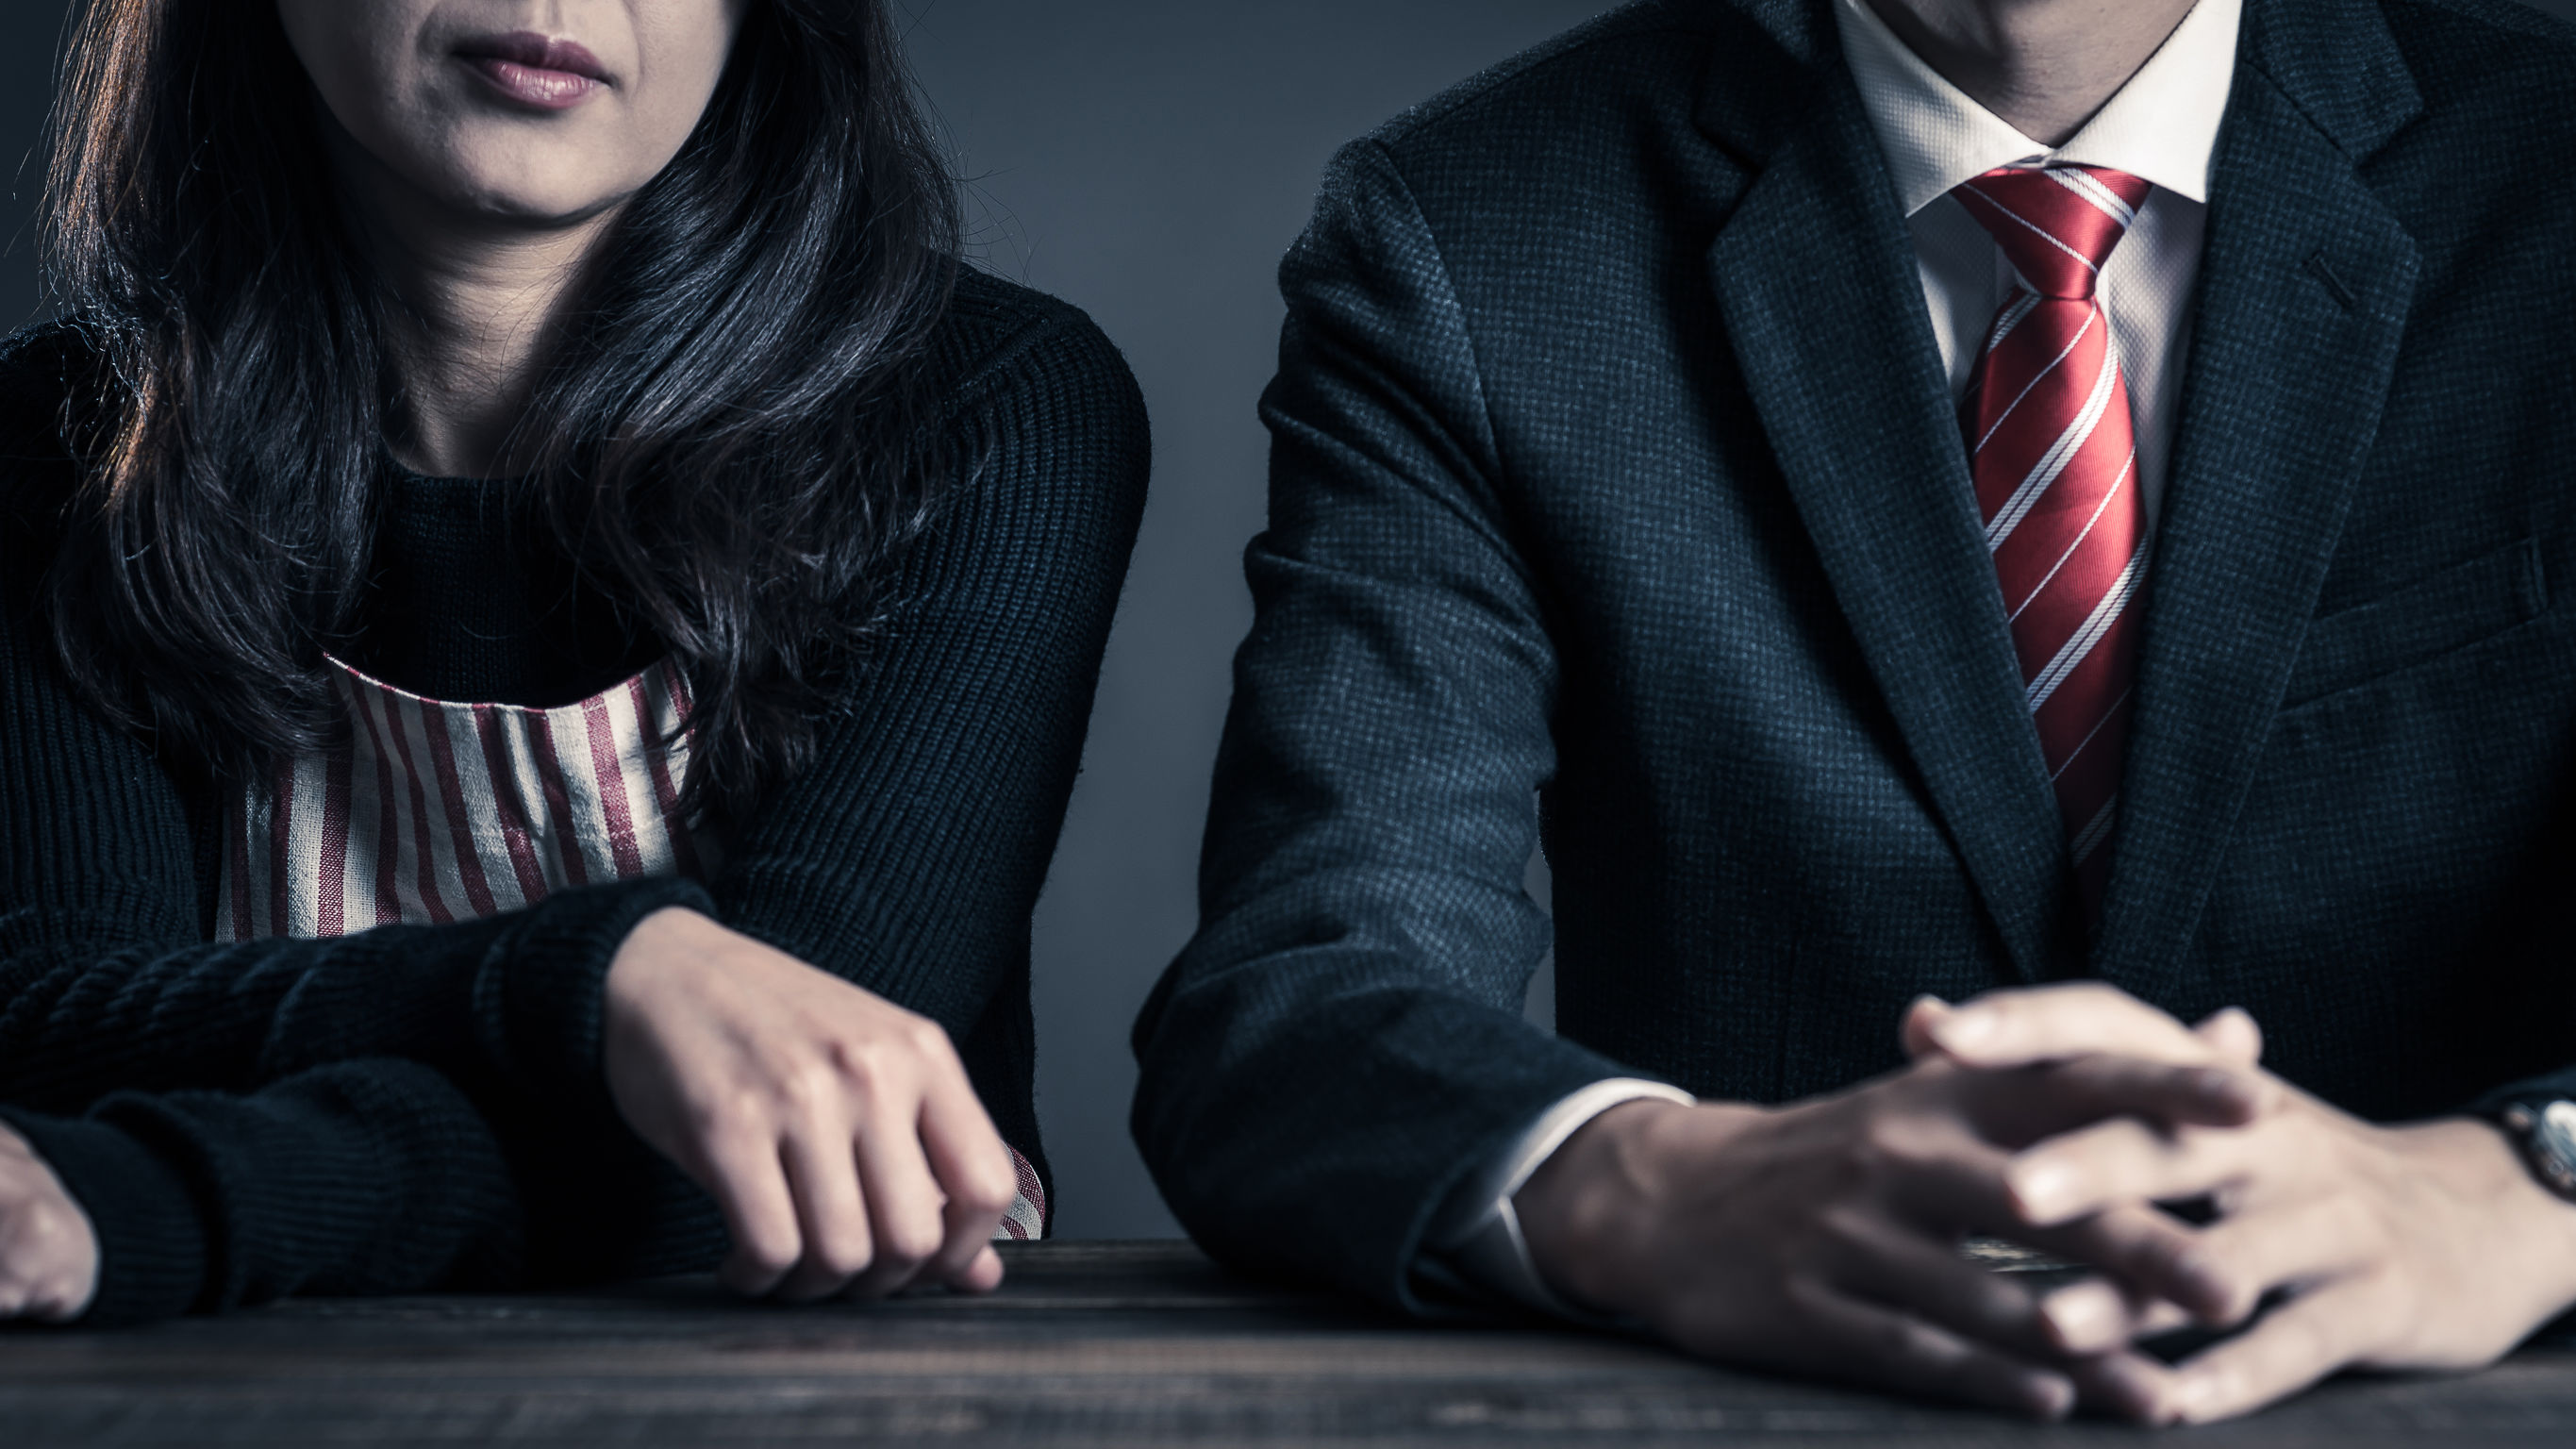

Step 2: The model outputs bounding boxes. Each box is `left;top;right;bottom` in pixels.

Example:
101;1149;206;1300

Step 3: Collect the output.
2;1241;2571;1446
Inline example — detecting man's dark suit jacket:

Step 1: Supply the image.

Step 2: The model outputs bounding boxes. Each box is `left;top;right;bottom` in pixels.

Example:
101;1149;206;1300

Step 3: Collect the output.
1133;0;2576;1312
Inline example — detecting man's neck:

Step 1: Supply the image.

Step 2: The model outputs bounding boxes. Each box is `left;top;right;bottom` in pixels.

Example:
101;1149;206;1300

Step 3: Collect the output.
1859;0;2201;146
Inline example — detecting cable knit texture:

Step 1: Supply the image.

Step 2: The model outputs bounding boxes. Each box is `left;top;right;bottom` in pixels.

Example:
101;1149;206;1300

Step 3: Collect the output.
0;268;1149;1321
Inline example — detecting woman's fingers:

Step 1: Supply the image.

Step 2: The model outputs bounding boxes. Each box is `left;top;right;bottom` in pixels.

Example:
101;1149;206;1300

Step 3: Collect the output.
921;1067;1020;1291
951;1244;1005;1293
843;1109;948;1300
704;1083;1005;1303
0;1140;100;1323
696;1129;806;1298
772;1124;875;1302
600;916;1023;1304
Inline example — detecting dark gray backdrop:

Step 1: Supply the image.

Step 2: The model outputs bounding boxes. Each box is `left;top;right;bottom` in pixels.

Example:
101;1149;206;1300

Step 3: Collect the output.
5;1;2572;1241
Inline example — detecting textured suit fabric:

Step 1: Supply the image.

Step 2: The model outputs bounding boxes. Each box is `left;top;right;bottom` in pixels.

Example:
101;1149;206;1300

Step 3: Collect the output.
1132;0;2576;1313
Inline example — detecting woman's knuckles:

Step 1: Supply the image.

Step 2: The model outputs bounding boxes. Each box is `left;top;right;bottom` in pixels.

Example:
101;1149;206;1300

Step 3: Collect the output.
693;1041;933;1130
24;1203;80;1257
873;1219;943;1270
954;1165;1019;1221
1;1198;91;1279
803;1232;879;1282
826;1030;947;1102
778;1057;856;1118
724;1241;803;1294
899;1015;956;1064
743;1224;808;1276
953;1180;1009;1222
676;1089;773;1150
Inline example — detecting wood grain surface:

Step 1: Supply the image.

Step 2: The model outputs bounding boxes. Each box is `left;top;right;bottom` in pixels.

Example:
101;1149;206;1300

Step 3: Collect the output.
0;1241;2569;1446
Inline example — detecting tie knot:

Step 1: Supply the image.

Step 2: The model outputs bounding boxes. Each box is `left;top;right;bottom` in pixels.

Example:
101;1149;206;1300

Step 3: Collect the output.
1951;166;2152;300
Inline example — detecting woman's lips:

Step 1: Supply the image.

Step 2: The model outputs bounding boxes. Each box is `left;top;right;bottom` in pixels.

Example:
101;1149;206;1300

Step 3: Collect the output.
453;32;611;111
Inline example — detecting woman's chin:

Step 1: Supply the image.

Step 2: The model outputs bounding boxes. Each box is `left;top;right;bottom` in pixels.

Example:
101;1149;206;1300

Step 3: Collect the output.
463;187;635;231
330;125;648;242
410;167;644;237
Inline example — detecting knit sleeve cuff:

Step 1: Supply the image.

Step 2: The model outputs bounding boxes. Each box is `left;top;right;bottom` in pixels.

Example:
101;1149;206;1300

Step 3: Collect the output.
0;1108;208;1327
472;875;715;1119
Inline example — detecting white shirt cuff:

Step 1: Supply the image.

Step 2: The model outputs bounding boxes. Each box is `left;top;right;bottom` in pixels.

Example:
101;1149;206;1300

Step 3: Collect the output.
1430;1077;1696;1319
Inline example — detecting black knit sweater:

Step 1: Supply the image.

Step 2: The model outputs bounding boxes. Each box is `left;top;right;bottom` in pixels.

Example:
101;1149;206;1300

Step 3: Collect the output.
0;271;1149;1324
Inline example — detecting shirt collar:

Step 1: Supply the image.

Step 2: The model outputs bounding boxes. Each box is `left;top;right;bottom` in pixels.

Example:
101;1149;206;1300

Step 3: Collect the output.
1833;0;2242;216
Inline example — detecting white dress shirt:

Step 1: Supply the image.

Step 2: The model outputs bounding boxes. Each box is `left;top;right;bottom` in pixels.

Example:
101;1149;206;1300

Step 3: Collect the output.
1430;0;2243;1315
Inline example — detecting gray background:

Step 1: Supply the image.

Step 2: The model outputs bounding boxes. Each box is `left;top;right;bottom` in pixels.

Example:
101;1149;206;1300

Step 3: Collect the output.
5;0;2572;1241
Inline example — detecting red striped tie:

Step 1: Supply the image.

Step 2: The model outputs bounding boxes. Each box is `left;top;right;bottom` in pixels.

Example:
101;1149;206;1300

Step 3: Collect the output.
1953;165;2154;920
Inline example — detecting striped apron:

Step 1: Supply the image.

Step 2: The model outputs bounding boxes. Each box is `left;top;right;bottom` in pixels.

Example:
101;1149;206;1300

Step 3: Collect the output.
219;654;1047;1240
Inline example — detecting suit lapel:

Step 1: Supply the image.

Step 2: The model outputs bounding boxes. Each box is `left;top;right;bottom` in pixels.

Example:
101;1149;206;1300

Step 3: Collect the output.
2094;0;2423;990
1703;44;2074;983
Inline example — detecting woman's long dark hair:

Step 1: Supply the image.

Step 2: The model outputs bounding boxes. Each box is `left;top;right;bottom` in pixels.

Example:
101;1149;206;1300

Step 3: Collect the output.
42;0;961;817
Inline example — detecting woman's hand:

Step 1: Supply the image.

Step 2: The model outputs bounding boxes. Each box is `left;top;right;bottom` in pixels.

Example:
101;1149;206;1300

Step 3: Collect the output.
0;1122;98;1322
602;908;1021;1302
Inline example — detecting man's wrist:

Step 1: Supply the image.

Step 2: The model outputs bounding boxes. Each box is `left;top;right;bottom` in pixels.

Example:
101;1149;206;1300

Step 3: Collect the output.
1513;1098;1766;1314
1430;1078;1693;1321
2423;1116;2576;1319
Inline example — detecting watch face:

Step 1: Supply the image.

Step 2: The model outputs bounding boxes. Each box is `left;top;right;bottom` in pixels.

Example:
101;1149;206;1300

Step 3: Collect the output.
2538;1102;2576;1194
2544;1103;2576;1155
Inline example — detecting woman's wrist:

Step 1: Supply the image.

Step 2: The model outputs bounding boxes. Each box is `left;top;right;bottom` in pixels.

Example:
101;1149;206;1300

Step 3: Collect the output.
473;878;716;1111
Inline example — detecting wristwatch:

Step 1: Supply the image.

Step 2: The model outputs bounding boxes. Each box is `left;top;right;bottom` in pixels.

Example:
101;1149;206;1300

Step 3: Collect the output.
2495;1097;2576;1202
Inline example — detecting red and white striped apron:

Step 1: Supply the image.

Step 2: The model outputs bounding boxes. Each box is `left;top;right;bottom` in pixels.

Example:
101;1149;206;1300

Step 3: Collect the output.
220;655;1047;1240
